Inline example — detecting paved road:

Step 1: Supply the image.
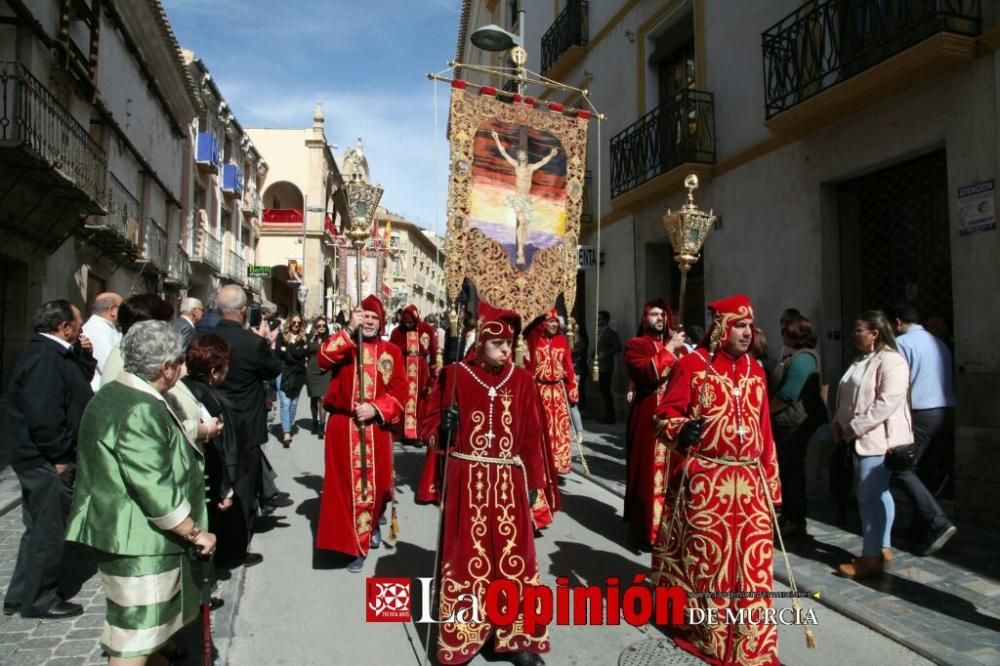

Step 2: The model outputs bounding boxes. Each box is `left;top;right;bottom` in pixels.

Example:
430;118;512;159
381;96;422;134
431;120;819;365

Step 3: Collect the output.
225;423;933;665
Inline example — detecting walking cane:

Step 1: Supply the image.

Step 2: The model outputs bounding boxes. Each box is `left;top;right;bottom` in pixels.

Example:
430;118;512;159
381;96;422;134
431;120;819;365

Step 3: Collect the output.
189;546;214;666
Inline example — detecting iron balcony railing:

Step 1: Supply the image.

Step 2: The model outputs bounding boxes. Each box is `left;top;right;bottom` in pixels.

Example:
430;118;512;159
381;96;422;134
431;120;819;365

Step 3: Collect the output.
103;172;141;246
0;61;106;206
762;0;982;119
143;219;168;271
168;245;191;285
609;89;716;199
201;227;223;272
541;0;589;74
227;250;245;283
246;275;262;293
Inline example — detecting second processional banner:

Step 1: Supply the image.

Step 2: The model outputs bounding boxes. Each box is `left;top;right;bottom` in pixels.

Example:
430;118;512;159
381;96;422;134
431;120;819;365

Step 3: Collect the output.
444;82;590;322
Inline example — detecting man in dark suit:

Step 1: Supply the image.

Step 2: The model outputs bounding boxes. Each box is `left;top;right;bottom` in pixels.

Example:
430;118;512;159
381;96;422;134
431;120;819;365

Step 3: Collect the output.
211;286;285;565
595;310;623;424
173;296;203;351
4;300;96;618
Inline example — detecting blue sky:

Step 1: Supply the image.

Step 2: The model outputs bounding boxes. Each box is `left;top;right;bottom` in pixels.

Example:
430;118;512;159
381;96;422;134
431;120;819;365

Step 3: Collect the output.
162;0;461;234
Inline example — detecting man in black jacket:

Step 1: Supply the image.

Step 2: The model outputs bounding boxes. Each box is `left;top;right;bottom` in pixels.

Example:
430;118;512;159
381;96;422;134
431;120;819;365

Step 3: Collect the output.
4;300;95;618
211;286;286;565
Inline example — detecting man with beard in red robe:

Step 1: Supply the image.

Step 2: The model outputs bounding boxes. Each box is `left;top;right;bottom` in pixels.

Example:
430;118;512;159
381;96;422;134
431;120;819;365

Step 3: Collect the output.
389;304;438;447
651;294;783;666
316;295;406;573
424;302;549;666
624;299;687;548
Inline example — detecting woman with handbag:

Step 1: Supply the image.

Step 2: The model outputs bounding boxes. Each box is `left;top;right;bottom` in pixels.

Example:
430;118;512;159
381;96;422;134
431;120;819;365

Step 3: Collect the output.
832;310;913;579
276;316;309;446
306;317;332;437
770;315;826;538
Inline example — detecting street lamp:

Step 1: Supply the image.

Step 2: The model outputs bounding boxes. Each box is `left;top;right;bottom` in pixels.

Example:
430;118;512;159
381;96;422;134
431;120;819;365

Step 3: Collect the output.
469;7;527;94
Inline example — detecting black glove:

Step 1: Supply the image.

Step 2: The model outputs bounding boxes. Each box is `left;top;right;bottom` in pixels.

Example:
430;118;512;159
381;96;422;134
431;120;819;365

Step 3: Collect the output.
439;407;459;448
677;418;704;450
529;489;539;506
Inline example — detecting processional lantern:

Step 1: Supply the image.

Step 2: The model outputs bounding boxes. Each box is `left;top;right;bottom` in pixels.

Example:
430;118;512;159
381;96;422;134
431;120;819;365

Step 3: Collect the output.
343;179;383;501
661;175;716;329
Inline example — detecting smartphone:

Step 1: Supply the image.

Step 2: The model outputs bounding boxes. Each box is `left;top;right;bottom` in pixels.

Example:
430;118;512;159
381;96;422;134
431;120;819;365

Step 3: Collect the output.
248;307;262;328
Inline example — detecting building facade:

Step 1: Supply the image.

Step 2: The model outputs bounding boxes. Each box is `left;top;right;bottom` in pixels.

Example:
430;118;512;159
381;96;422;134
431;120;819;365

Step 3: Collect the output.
0;0;200;399
248;105;348;319
382;211;447;318
182;50;264;306
457;0;1000;528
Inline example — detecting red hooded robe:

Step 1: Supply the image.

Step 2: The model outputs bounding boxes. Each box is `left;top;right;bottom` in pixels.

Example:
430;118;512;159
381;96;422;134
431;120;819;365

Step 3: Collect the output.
316;295;407;557
650;294;782;666
423;302;549;664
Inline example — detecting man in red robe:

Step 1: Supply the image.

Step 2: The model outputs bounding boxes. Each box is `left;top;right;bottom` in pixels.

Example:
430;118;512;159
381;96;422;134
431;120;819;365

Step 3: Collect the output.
651;294;782;666
316;295;406;573
389;304;438;447
424;302;549;666
624;299;687;547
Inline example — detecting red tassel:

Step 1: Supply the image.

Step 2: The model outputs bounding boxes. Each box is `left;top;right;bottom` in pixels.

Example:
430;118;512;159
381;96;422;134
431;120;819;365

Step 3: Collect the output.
524;96;535;106
480;86;497;96
512;94;522;103
577;110;591;121
548;102;564;113
452;79;467;89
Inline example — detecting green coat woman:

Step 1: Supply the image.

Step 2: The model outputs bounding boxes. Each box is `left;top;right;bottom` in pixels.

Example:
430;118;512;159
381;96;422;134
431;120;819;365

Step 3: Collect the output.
66;321;213;661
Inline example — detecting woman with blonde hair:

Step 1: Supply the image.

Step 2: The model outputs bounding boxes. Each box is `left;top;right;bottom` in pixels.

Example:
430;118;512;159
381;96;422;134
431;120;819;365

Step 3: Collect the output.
833;310;912;578
276;315;309;446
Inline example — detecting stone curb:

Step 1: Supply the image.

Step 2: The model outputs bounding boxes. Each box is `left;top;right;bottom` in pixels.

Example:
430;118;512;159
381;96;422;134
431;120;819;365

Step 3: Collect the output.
568;460;959;666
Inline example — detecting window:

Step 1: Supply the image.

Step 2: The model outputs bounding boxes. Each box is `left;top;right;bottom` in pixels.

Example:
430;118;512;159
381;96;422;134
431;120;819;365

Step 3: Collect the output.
508;1;519;29
650;11;696;105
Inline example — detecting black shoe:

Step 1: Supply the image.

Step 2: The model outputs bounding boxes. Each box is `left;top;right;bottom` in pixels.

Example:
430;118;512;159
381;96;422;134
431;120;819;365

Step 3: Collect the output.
21;600;84;619
919;524;957;556
556;476;567;487
508;651;545;666
311;420;319;436
264;494;294;508
210;597;225;611
2;603;19;615
242;553;264;568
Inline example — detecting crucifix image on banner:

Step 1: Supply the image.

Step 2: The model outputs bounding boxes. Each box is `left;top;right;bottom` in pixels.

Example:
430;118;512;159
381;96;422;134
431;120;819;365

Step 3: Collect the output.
445;83;589;325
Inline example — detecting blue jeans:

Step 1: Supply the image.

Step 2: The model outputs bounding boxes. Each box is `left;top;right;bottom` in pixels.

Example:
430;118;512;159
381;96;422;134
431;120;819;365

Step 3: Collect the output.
277;375;300;435
855;453;894;557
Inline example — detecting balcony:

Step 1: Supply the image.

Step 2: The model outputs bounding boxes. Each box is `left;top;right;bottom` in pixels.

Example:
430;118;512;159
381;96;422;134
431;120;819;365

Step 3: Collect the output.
226;250;245;284
541;0;588;81
242;190;261;218
0;61;107;250
246;274;262;293
83;171;141;256
609;89;715;208
166;245;191;287
762;0;981;136
263;208;303;224
222;163;243;199
196;132;220;174
190;219;223;272
141;219;169;272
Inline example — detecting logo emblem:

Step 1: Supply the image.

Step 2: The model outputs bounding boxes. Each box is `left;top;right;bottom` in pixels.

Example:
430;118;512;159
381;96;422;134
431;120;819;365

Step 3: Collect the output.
366;577;412;622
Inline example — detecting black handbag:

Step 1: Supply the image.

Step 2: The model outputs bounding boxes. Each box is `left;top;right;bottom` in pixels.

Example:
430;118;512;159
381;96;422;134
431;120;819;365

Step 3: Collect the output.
885;443;917;472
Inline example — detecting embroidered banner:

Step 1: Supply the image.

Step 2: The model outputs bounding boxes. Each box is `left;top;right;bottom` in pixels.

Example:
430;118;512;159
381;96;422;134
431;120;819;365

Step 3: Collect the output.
445;84;589;323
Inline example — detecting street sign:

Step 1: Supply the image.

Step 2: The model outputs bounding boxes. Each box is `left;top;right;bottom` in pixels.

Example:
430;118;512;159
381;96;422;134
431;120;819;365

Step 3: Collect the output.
578;245;599;270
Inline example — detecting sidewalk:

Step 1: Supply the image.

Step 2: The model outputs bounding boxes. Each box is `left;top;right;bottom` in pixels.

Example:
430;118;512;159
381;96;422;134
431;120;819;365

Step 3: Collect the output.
575;417;1000;666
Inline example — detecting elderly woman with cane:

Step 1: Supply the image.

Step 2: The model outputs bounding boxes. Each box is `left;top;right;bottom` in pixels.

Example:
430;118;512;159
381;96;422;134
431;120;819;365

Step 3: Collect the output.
67;320;215;665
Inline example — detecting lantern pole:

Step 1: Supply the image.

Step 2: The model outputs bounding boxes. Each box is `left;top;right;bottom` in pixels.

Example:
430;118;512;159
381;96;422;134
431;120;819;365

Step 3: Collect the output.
662;175;716;330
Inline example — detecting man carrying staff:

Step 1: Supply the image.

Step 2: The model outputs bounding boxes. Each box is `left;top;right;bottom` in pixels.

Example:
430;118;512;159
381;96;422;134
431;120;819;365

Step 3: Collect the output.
316;295;406;573
424;302;549;666
623;299;687;548
651;294;782;666
389;304;438;448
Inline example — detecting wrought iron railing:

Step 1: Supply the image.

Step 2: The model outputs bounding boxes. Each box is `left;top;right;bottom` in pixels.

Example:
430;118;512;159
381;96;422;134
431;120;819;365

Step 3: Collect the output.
201;227;223;272
762;0;981;119
168;245;191;285
143;219;168;270
541;0;589;74
609;89;715;199
103;172;141;245
227;250;245;283
0;61;107;205
246;274;262;293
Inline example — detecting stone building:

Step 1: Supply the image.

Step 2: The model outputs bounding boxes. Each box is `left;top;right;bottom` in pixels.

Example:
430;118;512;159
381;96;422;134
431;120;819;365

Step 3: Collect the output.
457;0;1000;528
381;211;447;318
247;105;349;318
0;0;200;398
182;51;266;306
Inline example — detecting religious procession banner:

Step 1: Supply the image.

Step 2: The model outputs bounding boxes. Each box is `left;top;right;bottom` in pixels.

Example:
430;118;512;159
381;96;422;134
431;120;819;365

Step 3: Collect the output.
339;249;383;308
445;81;590;323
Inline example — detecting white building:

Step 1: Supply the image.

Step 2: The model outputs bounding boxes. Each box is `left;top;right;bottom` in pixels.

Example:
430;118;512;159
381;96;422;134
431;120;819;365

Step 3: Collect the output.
458;0;1000;528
